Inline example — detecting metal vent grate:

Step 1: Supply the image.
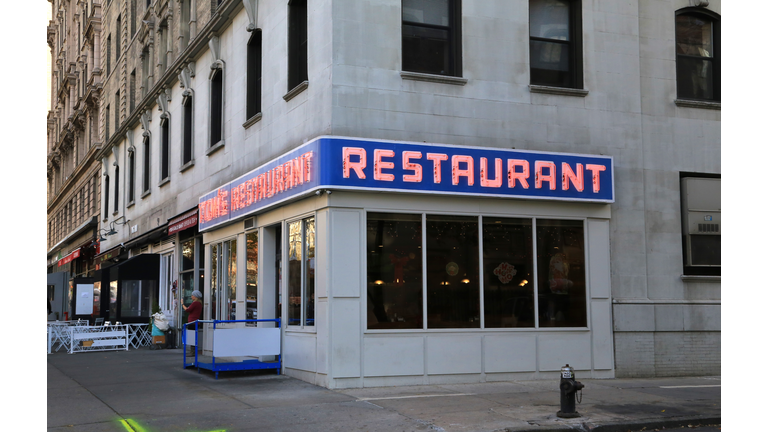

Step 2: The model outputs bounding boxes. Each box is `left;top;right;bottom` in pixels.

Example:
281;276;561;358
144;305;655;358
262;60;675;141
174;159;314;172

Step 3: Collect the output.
244;217;255;230
697;223;719;233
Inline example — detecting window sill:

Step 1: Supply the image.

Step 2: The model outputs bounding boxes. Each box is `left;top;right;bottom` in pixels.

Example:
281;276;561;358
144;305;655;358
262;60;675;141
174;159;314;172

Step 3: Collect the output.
674;99;721;110
158;177;170;188
400;71;468;86
681;275;721;283
243;112;262;129
206;140;225;156
141;190;151;199
126;200;135;209
529;85;588;97
180;160;195;173
283;81;309;102
112;211;119;217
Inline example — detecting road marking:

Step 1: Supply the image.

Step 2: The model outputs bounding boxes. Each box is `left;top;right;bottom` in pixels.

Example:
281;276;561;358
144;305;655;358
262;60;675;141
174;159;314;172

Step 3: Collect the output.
659;385;721;389
119;418;225;432
357;393;476;402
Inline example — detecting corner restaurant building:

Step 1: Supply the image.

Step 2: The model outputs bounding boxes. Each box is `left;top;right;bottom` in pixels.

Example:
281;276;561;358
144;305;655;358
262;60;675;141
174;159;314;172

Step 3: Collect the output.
199;136;614;389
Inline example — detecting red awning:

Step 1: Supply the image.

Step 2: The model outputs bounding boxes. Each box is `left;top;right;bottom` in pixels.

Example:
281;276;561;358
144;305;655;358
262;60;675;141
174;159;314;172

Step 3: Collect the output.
168;209;198;235
58;249;81;267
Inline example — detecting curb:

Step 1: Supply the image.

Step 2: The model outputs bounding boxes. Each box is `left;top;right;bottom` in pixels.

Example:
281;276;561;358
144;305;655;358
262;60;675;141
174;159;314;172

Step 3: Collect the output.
506;416;721;432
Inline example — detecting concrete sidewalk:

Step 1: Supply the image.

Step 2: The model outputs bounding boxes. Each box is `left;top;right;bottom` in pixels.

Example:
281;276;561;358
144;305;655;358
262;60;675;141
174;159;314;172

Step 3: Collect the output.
47;348;720;432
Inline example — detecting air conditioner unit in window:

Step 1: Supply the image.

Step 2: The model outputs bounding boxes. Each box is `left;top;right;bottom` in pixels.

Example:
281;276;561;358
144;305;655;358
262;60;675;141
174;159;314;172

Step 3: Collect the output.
681;177;721;267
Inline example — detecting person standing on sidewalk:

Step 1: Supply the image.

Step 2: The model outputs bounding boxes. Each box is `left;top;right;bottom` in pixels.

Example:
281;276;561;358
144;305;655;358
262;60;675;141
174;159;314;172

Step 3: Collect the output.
182;291;203;355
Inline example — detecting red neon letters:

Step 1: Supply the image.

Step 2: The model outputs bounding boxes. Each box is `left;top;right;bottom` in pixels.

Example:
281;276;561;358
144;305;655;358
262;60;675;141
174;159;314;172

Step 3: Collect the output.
341;147;606;194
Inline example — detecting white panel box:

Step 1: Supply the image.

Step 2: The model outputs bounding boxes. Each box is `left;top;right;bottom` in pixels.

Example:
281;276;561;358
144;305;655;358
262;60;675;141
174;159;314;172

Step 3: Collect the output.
212;328;281;357
364;336;425;377
427;335;482;375
483;334;537;373
538;333;592;372
331;210;362;298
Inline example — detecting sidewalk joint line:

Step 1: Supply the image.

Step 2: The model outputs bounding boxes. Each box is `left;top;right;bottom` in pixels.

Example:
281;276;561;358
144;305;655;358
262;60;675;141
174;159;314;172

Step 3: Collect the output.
357;393;476;402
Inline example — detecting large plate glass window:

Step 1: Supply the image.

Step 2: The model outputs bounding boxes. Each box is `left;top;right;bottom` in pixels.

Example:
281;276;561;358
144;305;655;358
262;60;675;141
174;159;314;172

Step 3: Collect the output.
536;219;586;328
287;216;315;327
483;217;535;328
426;215;479;329
367;213;423;329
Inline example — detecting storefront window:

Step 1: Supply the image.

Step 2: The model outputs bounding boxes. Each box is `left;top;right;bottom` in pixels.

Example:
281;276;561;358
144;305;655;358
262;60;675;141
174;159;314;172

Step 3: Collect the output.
365;213;589;330
426;215;480;329
483;217;535;328
287;216;315;327
121;280;155;318
210;239;237;321
246;232;258;320
366;213;423;329
109;280;118;321
180;238;195;324
536;219;587;328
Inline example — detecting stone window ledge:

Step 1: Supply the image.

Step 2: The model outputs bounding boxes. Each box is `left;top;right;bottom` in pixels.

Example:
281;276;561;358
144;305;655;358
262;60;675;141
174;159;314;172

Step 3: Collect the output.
400;71;468;86
243;112;262;129
529;85;588;97
206;140;225;156
681;275;721;283
674;99;721;110
283;81;309;102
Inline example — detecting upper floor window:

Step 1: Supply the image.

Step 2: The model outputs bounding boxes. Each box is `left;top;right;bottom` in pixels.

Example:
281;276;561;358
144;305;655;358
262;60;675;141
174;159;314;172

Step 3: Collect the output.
113;166;120;214
142;136;151;195
106;34;112;76
128;148;136;203
210;69;224;147
247;30;263;119
402;0;462;77
675;9;720;102
103;175;110;218
287;0;308;91
160;118;170;181
182;95;194;165
529;0;583;89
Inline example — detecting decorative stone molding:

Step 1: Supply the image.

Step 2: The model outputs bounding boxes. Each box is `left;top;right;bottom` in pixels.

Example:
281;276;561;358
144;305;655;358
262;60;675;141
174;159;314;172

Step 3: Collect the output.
689;0;709;7
126;130;135;154
283;80;309;102
208;36;224;76
243;0;258;32
112;146;120;166
140;110;152;137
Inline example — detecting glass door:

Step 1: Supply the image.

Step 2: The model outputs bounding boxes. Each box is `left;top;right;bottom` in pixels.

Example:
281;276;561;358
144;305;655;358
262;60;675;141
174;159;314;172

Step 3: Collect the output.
210;238;237;321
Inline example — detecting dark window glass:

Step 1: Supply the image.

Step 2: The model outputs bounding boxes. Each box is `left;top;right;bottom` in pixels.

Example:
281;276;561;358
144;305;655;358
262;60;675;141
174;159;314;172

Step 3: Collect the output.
402;0;461;76
113;167;119;213
116;15;121;56
529;0;582;88
103;175;109;216
106;34;111;75
210;70;223;146
675;12;719;101
129;70;136;112
161;119;170;180
247;30;263;119
183;97;193;164
287;0;308;90
426;215;479;328
367;213;423;330
483;217;535;328
689;235;720;266
536;219;587;327
142;137;150;193
128;150;135;202
246;232;258;320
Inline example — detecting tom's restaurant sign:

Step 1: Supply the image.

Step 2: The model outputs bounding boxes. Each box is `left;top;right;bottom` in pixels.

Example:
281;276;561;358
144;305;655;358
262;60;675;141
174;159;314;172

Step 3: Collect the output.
198;136;614;231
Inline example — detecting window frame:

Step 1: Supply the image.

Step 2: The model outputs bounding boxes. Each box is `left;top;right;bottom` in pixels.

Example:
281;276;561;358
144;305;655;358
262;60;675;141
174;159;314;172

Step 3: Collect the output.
127;147;136;205
674;8;720;102
528;0;583;90
401;0;463;78
160;116;171;183
141;135;151;197
285;214;316;330
679;172;721;277
208;67;225;151
181;92;195;168
364;210;591;332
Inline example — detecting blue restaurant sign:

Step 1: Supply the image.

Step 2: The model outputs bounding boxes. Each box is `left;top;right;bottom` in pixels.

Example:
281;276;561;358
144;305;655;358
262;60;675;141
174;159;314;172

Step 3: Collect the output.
198;136;614;231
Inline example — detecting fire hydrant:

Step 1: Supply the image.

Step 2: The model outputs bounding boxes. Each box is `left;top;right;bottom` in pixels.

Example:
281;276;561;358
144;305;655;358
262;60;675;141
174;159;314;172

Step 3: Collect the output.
556;364;584;418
